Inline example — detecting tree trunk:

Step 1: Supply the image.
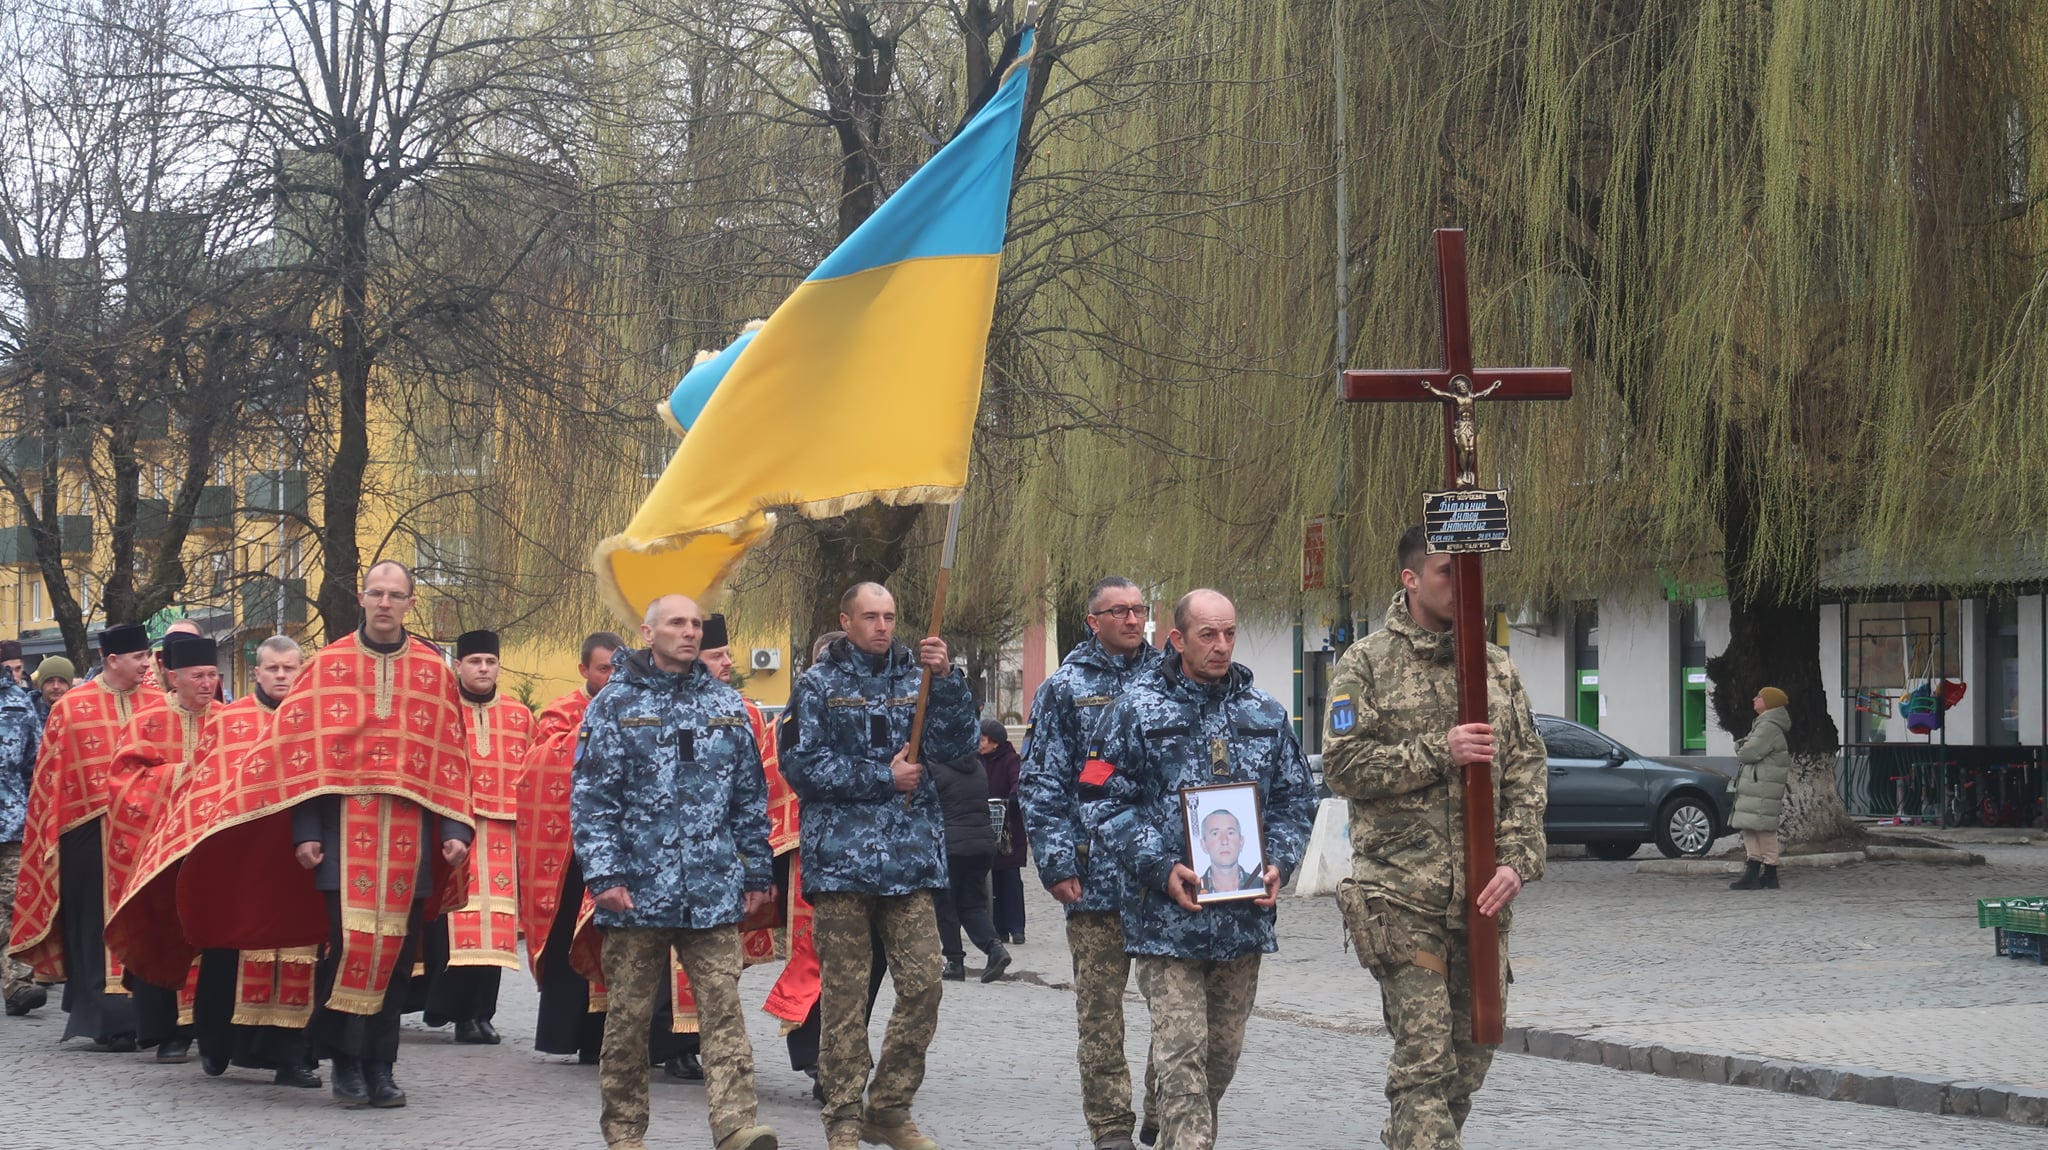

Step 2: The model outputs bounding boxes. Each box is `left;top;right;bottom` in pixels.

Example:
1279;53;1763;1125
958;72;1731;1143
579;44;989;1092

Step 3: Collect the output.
316;142;374;641
1706;427;1862;846
801;502;925;653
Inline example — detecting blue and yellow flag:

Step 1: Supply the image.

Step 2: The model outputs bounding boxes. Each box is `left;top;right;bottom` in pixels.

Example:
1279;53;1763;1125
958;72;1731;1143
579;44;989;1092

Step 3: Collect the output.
595;29;1036;621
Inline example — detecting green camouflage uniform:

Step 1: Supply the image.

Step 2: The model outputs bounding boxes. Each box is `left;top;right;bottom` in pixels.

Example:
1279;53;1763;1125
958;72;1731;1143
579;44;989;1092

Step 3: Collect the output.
1321;591;1547;1150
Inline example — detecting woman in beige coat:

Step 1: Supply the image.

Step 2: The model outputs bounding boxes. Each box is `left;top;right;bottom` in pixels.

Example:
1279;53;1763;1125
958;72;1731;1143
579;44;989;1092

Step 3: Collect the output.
1729;686;1792;890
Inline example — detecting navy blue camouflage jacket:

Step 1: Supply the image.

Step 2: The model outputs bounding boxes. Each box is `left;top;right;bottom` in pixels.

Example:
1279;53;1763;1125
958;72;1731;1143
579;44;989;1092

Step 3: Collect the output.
1083;652;1318;961
1018;636;1163;915
780;638;978;898
0;682;41;843
572;649;773;930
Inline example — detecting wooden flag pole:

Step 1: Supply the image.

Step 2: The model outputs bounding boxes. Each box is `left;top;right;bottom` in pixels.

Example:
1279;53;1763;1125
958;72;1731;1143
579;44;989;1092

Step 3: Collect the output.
905;499;964;767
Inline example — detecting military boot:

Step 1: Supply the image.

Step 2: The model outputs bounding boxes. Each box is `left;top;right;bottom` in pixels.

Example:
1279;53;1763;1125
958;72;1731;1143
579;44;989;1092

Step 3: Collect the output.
1759;864;1780;889
1729;860;1761;890
827;1121;863;1150
716;1124;779;1150
861;1109;939;1150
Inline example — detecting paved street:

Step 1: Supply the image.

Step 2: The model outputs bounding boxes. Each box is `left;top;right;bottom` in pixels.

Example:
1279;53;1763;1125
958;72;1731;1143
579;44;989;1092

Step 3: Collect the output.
8;837;2048;1150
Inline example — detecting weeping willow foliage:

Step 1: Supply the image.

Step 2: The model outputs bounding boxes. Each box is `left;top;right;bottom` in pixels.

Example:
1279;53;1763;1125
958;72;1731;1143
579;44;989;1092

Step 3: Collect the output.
976;0;2048;629
393;0;2048;652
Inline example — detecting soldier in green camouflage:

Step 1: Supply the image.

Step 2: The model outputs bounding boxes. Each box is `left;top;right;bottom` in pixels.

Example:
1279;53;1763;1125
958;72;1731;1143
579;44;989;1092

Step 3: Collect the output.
1321;527;1547;1150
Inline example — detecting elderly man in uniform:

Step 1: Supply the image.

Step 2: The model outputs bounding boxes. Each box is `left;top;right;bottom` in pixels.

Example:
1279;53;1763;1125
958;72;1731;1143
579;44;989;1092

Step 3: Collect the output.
1320;526;1547;1150
780;583;977;1150
1019;575;1164;1150
573;594;778;1150
1083;589;1317;1150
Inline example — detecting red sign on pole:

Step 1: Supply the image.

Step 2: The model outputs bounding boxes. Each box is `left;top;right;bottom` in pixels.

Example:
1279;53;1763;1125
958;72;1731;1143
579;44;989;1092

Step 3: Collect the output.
1302;517;1327;591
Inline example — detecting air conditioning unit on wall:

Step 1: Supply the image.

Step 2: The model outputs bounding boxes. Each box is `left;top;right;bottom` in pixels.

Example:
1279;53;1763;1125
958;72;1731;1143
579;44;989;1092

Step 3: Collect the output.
750;648;783;671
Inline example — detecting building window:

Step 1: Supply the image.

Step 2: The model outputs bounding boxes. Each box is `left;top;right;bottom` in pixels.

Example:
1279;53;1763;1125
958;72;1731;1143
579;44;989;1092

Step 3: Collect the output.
413;535;476;585
29;579;42;621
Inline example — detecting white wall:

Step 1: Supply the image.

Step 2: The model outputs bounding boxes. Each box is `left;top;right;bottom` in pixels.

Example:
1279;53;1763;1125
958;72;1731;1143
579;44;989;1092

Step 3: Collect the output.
1699;598;1737;756
1599;577;1677;754
1509;615;1571;720
1235;613;1308;716
1820;603;1846;743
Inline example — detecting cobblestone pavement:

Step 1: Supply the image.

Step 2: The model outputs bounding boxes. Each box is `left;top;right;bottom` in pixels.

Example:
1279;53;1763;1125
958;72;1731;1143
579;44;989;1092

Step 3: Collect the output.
7;958;2046;1150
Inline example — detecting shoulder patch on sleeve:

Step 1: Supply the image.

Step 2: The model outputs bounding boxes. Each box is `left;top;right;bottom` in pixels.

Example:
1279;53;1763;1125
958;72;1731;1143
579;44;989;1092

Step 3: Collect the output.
1329;694;1356;735
1079;758;1115;787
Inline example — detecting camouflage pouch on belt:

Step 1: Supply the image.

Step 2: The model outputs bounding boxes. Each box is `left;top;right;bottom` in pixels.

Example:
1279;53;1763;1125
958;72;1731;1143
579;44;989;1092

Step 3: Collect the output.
1335;878;1412;978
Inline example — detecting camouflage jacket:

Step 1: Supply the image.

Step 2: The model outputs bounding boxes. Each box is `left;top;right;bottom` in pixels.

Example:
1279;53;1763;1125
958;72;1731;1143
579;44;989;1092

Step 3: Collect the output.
1321;591;1548;925
572;649;773;930
0;682;42;843
1083;653;1318;961
1018;636;1164;915
780;638;978;898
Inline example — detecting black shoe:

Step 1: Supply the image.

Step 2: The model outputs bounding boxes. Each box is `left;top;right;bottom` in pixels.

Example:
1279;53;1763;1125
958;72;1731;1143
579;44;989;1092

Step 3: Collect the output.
1011;931;1025;945
453;1019;487;1044
1760;864;1780;889
331;1057;368;1107
475;1019;501;1044
804;1064;824;1104
365;1061;406;1108
981;943;1012;983
1730;860;1761;890
942;957;966;981
4;985;47;1015
1140;1121;1158;1146
202;1050;230;1077
577;1047;600;1065
664;1052;704;1081
156;1038;193;1063
275;1063;323;1088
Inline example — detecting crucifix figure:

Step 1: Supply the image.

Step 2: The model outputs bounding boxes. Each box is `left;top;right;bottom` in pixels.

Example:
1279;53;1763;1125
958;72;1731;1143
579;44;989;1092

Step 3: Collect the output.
1340;228;1572;1045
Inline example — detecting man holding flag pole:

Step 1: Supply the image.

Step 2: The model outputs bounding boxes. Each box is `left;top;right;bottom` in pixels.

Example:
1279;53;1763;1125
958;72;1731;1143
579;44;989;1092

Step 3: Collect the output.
589;11;1040;1147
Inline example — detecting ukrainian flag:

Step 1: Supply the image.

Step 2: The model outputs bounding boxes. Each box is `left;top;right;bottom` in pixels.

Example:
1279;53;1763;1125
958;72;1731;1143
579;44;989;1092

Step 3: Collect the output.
595;29;1036;621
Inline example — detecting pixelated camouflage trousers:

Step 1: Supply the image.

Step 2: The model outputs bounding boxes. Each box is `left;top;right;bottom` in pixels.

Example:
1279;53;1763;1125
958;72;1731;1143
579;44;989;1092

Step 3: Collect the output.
810;890;943;1136
1133;952;1260;1150
1370;904;1506;1150
1067;910;1158;1142
599;924;756;1147
0;843;28;998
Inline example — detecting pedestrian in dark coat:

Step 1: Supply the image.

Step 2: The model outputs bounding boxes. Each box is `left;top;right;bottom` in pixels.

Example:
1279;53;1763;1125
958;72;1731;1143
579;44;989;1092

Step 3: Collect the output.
979;719;1029;944
931;747;1011;983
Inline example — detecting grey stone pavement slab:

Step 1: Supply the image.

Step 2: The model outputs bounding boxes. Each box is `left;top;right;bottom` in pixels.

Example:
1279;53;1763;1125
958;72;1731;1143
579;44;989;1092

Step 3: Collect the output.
6;961;2046;1149
9;831;2048;1150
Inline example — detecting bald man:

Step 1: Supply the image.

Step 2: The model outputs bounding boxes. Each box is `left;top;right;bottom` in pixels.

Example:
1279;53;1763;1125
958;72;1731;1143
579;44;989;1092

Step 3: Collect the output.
573;593;778;1150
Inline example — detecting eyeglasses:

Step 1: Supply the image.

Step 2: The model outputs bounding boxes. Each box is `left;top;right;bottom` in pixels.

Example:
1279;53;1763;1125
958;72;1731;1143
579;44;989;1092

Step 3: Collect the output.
362;590;414;603
1090;605;1151;620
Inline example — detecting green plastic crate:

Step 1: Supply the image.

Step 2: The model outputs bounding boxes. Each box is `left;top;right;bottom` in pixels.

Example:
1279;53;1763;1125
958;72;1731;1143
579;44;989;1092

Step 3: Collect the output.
1978;897;2048;932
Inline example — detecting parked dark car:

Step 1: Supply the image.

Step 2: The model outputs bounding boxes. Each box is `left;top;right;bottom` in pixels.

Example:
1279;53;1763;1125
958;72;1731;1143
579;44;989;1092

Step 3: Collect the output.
1536;714;1733;859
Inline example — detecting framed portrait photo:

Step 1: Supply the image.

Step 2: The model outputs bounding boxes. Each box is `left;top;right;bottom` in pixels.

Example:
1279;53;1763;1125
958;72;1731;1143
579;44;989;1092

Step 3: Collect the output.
1180;781;1266;904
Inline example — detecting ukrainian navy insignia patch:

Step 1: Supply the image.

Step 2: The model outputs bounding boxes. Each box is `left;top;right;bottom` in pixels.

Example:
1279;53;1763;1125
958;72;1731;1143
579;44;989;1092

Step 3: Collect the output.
1330;694;1356;735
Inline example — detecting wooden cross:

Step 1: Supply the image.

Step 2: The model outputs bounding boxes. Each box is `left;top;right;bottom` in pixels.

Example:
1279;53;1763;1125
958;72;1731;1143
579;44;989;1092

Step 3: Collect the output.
1340;228;1572;1045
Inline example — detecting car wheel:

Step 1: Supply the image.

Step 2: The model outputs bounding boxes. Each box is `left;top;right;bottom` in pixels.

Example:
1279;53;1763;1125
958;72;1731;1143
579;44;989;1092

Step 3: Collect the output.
1586;840;1642;861
1655;794;1718;858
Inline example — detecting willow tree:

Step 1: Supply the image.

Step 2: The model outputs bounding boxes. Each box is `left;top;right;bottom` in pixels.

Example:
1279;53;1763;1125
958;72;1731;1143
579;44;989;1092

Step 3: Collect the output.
1328;1;2048;842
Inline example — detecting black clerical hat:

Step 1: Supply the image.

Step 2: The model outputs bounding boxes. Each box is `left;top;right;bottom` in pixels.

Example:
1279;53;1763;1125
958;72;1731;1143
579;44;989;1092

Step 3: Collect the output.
701;614;730;650
99;624;150;655
162;634;217;669
455;630;500;659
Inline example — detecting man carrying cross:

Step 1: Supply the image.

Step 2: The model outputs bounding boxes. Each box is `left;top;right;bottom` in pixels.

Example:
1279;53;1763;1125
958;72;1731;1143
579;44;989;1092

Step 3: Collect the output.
1321;528;1547;1149
1328;229;1562;1149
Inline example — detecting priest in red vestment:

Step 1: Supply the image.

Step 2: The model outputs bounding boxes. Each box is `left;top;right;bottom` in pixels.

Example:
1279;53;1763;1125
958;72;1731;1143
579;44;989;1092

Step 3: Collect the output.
173;560;473;1110
104;632;222;1061
7;621;165;1050
416;628;530;1044
108;634;324;1087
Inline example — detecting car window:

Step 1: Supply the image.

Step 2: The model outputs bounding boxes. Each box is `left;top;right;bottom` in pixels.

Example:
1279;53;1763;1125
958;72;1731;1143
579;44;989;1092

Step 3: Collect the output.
1539;721;1613;760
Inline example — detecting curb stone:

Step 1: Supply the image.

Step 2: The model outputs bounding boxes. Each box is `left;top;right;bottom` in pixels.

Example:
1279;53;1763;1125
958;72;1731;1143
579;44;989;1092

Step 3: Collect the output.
1635;850;1867;875
1865;844;1984;865
1516;1028;2047;1129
